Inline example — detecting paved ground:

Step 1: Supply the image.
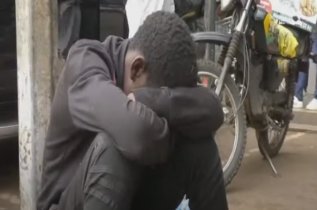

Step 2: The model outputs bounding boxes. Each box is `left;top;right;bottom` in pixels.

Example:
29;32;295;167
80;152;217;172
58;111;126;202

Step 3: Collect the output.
227;130;317;210
0;130;316;210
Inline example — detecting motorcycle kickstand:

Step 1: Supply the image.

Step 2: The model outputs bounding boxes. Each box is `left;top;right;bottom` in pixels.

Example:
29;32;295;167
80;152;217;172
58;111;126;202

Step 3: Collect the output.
259;141;279;177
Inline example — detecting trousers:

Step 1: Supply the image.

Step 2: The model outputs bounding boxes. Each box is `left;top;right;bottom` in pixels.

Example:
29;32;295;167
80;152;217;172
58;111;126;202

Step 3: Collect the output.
55;133;228;210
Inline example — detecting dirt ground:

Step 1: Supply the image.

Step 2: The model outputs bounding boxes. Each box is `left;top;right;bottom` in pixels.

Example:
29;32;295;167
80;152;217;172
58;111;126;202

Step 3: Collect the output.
0;130;317;210
227;130;317;210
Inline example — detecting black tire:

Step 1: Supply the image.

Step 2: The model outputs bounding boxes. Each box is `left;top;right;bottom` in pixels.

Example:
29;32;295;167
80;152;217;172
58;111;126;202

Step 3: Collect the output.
197;60;247;186
256;125;288;157
256;68;295;158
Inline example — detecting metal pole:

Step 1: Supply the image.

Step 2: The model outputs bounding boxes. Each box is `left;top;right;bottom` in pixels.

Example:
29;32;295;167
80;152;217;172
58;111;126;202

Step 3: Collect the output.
204;0;216;60
16;0;58;209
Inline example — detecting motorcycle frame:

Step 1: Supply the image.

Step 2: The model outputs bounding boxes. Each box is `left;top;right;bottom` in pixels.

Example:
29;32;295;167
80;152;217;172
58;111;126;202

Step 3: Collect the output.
193;0;307;127
215;0;253;95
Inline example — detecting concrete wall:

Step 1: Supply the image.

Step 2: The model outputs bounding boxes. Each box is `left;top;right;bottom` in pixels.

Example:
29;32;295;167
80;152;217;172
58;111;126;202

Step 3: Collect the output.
16;0;58;209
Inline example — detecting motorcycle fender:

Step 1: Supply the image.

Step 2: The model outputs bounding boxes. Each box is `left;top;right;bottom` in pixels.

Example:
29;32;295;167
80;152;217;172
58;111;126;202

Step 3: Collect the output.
245;61;266;127
191;31;231;45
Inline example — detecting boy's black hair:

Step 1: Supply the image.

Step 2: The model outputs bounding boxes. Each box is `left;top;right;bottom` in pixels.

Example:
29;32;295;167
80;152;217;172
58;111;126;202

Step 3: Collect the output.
129;11;197;88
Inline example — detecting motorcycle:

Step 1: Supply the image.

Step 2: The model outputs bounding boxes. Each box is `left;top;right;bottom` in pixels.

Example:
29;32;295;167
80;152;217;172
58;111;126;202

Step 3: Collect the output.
192;0;313;185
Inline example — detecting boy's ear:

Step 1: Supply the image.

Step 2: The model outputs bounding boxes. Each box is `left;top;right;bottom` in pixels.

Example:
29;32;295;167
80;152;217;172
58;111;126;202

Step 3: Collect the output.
130;56;146;81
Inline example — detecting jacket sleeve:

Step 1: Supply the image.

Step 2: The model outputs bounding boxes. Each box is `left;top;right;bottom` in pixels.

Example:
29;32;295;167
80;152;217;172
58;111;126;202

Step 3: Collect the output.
65;40;171;165
132;87;224;139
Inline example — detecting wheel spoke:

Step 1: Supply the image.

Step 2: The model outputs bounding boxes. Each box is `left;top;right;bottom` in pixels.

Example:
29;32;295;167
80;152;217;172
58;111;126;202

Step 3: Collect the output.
199;72;239;170
198;60;247;186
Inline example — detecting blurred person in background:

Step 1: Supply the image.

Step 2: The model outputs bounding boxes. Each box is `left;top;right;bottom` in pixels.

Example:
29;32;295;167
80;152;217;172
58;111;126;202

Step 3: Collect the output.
306;32;317;110
294;33;317;110
58;0;128;58
293;58;310;109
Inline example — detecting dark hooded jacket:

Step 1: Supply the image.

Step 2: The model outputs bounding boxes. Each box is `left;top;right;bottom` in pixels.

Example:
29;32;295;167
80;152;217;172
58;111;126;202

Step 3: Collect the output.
37;36;223;210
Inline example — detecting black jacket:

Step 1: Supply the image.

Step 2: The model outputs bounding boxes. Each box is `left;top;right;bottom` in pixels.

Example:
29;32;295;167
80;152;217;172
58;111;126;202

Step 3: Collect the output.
37;36;223;210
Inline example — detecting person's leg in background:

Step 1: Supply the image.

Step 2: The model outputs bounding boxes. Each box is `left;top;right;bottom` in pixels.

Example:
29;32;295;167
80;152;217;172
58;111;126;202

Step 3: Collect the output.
80;0;100;40
58;0;128;58
306;66;317;110
99;0;129;40
58;0;82;58
306;33;317;110
294;59;309;109
80;0;129;40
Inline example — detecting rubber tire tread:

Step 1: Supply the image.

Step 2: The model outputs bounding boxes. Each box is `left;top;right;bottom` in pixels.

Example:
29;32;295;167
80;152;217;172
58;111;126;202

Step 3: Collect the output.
197;59;247;186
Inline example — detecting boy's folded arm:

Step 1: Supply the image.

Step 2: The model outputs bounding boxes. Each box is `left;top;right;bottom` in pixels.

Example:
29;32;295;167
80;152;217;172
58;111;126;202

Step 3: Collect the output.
66;40;171;165
133;86;224;139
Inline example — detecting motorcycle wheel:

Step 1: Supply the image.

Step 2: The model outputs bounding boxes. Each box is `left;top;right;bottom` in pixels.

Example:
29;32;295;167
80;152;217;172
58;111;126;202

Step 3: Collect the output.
197;60;247;186
256;68;295;158
256;124;288;158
